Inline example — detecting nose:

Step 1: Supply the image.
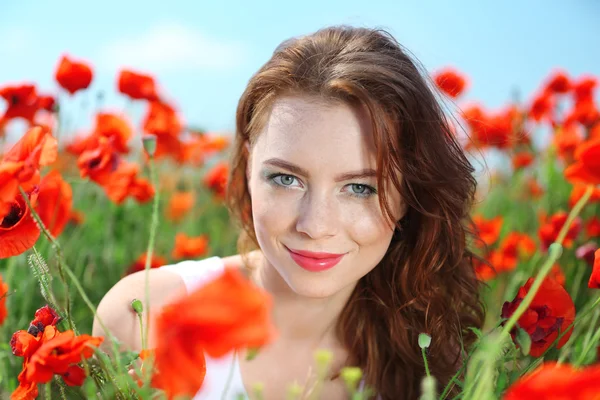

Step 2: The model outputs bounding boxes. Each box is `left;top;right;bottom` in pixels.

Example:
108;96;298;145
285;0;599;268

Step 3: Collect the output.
295;190;339;239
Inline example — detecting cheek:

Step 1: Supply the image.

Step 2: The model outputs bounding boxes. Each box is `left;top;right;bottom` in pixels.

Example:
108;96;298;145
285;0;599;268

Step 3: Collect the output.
250;181;293;239
343;203;395;248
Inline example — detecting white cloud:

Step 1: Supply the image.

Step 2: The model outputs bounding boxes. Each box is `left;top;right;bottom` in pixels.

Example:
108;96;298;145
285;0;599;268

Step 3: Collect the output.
97;23;248;73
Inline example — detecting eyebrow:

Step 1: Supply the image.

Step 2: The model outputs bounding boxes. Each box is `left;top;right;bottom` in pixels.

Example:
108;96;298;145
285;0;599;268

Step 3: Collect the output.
263;158;377;182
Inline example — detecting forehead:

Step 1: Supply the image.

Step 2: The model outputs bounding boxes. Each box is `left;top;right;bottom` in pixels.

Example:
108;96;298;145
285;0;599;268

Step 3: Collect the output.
253;96;376;167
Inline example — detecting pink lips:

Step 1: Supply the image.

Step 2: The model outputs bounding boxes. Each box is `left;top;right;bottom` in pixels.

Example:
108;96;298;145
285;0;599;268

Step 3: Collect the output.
286;247;346;272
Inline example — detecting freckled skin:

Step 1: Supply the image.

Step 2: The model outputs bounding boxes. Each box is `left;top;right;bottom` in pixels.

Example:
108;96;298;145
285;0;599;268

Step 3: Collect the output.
247;95;405;299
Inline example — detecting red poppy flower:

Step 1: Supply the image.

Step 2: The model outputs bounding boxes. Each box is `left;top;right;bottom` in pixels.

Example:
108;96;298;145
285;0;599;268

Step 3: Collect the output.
0;275;8;326
472;215;503;247
433;67;468;98
166;191;195;222
543;70;571;94
154;134;185;163
501;277;575;357
77;136;120;186
125;253;167;276
203;162;228;199
2;125;58;192
511;152;534;170
568;99;600;127
474;257;496;281
37;95;56;113
503;362;600;400
549;264;566;287
153;267;275;399
569;184;600;208
130;178;155;203
528;91;554;123
11;375;38;400
572;75;597;103
588;249;600;289
118;69;159;101
61;364;86;386
11;330;42;358
54;55;93;95
523;178;544;199
36;170;72;238
93;112;133;154
180;134;231;165
490;232;536;273
172;233;209;260
0;188;41;259
461;104;519;150
68;210;85;226
0;162;21;220
28;305;61;337
26;325;103;384
538;211;581;250
143;101;182;137
101;161;154;204
553;124;583;164
0;84;39;123
585;216;600;238
564;138;600;185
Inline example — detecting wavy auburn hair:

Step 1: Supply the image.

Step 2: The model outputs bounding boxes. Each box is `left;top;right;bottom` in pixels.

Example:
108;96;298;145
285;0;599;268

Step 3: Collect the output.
225;25;485;399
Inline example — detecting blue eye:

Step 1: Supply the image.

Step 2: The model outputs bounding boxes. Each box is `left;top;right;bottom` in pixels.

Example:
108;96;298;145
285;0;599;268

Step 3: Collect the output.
347;183;377;198
269;173;299;187
266;173;377;198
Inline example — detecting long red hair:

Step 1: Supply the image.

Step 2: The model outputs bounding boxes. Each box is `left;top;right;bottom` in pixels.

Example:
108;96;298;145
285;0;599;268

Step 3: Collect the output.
225;25;485;399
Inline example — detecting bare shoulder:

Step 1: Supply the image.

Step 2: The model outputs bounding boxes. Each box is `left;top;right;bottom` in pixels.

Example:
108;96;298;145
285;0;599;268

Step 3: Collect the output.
92;268;186;353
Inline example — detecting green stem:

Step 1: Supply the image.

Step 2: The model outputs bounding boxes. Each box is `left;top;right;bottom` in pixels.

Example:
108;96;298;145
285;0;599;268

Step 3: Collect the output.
19;186;76;333
143;155;161;350
137;312;146;351
575;311;600;366
45;381;52;400
421;348;430;377
580;307;600;354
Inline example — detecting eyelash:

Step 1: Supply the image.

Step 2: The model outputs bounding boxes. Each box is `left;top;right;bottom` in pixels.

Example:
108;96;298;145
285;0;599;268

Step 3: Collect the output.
266;173;377;199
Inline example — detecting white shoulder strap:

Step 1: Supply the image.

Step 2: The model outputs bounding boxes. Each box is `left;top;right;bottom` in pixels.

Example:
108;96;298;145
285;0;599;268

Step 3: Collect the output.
160;256;225;293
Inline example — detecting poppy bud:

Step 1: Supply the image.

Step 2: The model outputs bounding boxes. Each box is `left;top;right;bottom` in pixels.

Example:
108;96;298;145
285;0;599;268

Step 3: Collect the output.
131;299;144;315
286;382;302;398
142;135;157;157
340;366;362;392
418;333;432;349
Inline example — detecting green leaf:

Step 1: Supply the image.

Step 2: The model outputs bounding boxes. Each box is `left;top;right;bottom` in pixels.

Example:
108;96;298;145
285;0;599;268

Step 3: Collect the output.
496;366;509;392
516;327;532;356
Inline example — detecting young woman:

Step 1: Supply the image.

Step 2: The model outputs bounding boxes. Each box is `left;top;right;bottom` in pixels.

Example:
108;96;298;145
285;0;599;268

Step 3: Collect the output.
93;25;485;400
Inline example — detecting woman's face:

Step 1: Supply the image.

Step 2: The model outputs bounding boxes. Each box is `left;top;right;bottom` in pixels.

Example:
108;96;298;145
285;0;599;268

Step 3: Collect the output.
247;95;404;298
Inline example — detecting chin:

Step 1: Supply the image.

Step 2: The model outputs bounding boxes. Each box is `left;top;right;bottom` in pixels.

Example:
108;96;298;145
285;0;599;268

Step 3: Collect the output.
282;274;344;299
275;258;356;299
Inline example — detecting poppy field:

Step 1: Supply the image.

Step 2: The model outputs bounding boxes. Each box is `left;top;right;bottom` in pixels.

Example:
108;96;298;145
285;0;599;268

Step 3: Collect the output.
0;54;600;399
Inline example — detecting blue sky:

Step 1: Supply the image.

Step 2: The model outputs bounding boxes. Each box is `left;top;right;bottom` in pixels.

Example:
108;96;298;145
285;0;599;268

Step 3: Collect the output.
1;0;599;136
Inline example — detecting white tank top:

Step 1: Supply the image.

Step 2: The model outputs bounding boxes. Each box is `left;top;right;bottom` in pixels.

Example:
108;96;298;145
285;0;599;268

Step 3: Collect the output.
161;256;248;400
161;257;376;399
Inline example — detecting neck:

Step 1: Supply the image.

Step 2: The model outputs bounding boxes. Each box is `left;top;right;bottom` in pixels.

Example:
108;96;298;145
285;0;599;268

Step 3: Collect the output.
252;253;357;346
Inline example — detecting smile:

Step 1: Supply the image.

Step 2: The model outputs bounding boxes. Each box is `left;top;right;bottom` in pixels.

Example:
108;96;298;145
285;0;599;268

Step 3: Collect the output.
285;246;346;272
